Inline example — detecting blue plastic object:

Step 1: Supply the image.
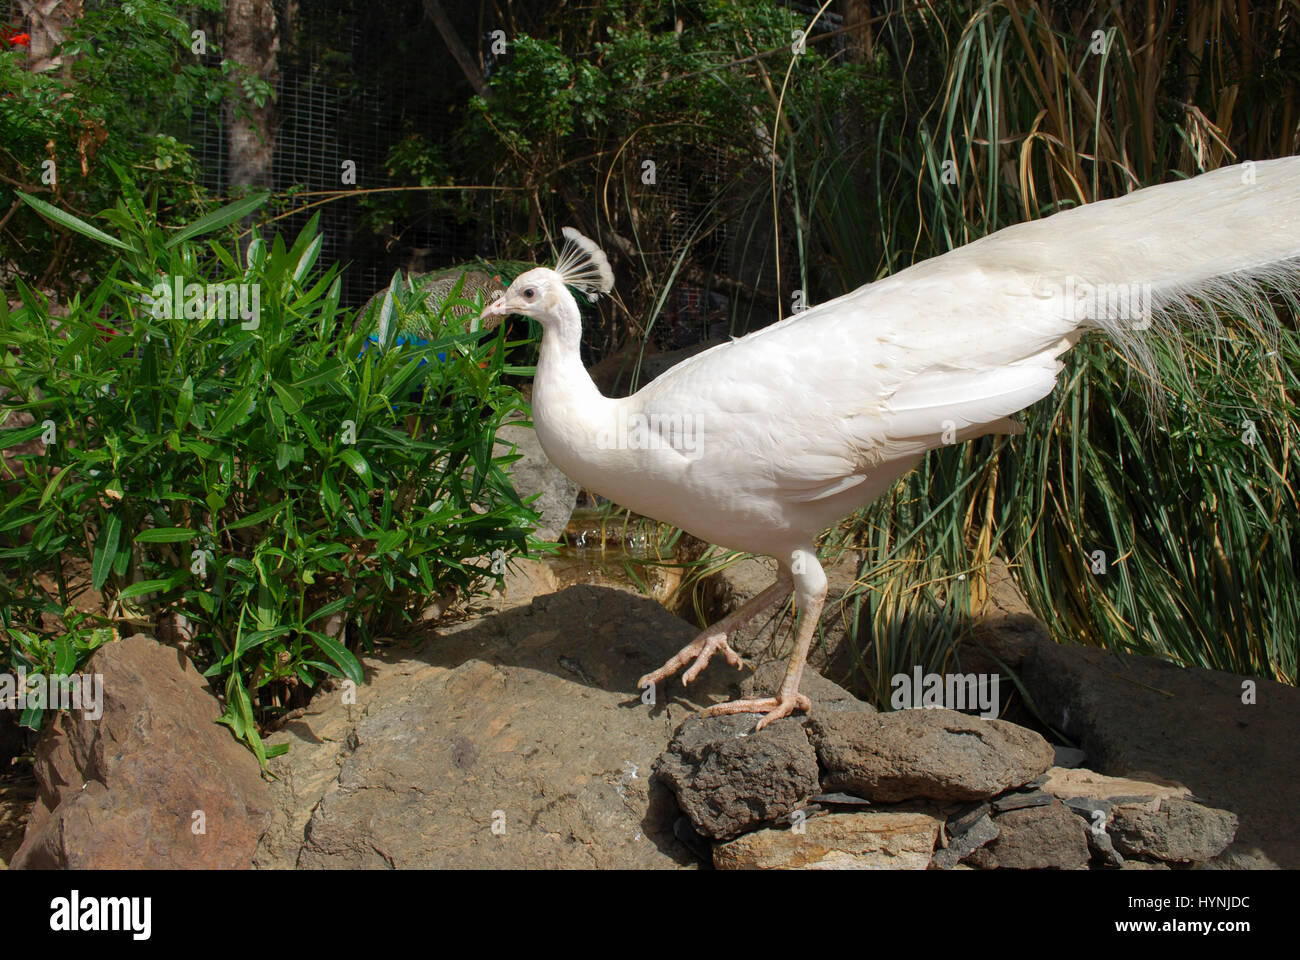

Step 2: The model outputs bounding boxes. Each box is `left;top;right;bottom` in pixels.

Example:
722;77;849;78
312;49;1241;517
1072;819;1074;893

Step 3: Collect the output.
360;333;445;364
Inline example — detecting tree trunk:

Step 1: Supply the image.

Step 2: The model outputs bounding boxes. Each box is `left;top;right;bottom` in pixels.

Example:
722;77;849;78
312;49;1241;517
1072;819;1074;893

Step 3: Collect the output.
842;0;873;62
223;0;279;193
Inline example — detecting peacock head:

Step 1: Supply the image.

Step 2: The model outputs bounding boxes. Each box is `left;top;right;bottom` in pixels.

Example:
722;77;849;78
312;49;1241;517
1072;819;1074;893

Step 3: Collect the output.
482;227;613;327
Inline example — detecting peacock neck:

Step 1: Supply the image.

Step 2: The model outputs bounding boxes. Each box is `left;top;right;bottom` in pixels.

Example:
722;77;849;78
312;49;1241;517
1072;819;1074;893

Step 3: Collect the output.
533;299;607;414
530;298;618;489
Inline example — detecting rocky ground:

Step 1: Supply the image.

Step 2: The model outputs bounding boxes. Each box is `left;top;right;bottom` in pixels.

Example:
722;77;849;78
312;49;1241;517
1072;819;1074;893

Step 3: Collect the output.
3;421;1294;869
5;551;1293;869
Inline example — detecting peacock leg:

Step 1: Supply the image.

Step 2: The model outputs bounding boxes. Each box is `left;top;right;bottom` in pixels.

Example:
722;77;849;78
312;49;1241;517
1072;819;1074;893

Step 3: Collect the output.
701;547;826;730
637;574;793;693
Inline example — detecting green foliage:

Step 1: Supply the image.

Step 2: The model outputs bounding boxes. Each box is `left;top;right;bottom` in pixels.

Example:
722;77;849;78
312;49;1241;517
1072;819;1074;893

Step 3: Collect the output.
1005;333;1300;683
0;0;230;284
477;35;608;151
465;1;880;178
448;1;896;361
0;186;538;761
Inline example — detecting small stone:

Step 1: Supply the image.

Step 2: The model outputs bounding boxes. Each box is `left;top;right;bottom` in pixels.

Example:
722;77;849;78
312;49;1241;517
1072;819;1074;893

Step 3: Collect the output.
1087;824;1125;867
932;814;999;869
655;714;819;840
1052;744;1088;768
965;800;1090;870
947;802;992;837
1110;797;1238;863
992;789;1052;813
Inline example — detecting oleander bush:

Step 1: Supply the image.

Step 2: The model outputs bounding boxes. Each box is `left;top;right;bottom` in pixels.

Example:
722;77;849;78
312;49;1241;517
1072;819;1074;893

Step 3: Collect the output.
0;187;539;760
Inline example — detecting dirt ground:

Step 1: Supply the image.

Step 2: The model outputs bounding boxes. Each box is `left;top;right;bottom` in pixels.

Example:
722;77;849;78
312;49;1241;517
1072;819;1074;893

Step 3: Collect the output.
0;766;35;868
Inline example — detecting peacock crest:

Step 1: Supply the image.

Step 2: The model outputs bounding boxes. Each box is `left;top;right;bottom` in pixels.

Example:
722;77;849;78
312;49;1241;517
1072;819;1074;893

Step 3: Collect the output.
554;227;615;298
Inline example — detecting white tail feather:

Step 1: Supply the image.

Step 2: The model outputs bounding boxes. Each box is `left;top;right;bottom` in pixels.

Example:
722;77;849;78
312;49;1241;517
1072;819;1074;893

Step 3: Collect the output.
1011;161;1296;385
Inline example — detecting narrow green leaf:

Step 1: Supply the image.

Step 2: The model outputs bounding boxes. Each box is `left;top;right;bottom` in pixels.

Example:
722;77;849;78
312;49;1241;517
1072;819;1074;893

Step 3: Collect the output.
305;629;363;685
91;513;121;591
39;464;74;508
16;192;135;251
224;501;285;532
0;423;46;450
165;192;270;248
209;383;257;436
174;375;195;429
303;595;350;626
270;380;303;414
133;527;197;543
338;449;373;487
118;574;186;599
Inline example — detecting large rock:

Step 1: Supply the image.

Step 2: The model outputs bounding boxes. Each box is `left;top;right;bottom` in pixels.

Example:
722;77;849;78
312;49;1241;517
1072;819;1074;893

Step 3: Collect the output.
809;709;1054;803
964;800;1091;870
1018;639;1298;867
653;714;820;840
13;634;271;869
1110;798;1238;864
713;810;942;870
257;584;866;869
494;419;579;542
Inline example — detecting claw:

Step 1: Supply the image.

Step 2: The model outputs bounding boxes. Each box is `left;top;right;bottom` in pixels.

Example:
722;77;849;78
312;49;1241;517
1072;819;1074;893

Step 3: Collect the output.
702;692;812;730
683;635;744;683
636;577;793;695
637;632;744;692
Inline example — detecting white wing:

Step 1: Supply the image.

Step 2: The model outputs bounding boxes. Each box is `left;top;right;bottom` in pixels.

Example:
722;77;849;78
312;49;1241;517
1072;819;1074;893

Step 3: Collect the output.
631;158;1300;503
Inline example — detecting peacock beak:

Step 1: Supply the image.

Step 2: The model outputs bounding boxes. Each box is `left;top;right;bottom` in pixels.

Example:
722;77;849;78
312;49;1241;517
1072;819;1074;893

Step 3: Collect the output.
481;295;513;320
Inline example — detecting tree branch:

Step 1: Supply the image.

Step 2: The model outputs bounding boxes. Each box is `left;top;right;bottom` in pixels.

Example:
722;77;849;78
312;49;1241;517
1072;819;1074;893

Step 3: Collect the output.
422;0;490;99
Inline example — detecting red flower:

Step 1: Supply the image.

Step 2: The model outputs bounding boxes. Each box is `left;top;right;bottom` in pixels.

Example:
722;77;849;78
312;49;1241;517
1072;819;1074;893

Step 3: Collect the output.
1;28;29;47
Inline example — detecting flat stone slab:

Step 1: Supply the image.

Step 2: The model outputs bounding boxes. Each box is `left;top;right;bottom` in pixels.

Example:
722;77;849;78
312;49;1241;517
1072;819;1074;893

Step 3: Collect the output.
713;810;941;870
932;814;999;869
255;584;864;869
809;708;1054;803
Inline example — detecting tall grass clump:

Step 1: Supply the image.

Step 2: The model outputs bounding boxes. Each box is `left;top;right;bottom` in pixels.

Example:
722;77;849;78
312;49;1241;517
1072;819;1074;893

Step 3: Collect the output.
801;0;1300;699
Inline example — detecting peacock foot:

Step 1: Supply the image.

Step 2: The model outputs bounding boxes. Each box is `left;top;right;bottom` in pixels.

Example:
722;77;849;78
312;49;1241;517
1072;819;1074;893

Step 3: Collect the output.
701;692;812;731
637;631;745;692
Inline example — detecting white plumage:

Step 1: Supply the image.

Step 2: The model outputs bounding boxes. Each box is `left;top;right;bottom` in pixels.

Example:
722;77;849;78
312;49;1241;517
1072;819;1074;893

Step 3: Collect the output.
483;158;1300;729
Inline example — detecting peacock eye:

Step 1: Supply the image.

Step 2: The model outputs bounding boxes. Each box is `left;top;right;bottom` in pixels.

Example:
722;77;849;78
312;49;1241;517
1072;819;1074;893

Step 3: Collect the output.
523;287;536;300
